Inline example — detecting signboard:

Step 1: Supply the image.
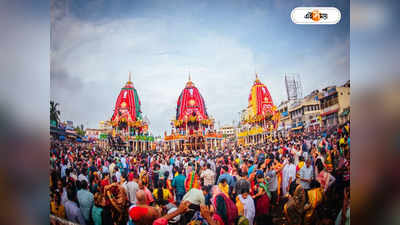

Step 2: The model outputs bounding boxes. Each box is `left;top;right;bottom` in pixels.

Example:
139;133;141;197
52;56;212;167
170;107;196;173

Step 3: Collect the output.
66;121;74;130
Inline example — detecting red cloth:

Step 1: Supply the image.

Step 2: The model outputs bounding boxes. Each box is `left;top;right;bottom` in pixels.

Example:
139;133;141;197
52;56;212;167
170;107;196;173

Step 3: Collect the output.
255;193;270;216
128;172;134;181
152;218;168;225
100;179;109;192
129;206;149;221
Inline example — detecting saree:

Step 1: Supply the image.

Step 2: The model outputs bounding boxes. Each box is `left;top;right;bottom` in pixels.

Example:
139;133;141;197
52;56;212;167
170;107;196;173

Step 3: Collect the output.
325;153;333;173
274;163;283;199
185;171;200;192
304;187;323;225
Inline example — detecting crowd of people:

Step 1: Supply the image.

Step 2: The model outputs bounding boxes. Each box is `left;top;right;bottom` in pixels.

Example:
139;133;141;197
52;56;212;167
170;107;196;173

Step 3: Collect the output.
50;122;350;225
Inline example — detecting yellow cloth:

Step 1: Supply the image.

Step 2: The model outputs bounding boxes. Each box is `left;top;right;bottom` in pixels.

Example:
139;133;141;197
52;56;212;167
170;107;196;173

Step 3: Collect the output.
50;201;66;218
236;196;244;216
325;153;333;172
308;188;323;209
304;187;323;224
218;183;229;197
152;188;171;200
296;161;305;179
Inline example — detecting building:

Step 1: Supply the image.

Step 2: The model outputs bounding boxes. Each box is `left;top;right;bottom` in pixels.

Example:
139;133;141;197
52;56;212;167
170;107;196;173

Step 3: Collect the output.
219;125;236;139
86;128;109;139
277;100;292;136
287;89;321;133
319;81;350;128
337;80;350;124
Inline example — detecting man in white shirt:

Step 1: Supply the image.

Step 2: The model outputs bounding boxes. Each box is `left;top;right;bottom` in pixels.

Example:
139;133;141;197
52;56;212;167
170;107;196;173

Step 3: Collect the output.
114;167;121;183
78;169;89;183
109;160;116;178
299;159;313;191
291;145;302;166
282;158;296;196
166;161;173;180
159;160;168;179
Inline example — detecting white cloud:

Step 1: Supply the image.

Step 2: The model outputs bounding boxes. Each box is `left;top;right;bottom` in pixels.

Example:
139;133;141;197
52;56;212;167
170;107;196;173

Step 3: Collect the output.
51;2;349;135
51;14;266;135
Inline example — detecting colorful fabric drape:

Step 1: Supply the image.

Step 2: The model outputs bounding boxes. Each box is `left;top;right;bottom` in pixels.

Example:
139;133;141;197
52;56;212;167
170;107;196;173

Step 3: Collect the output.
185;171;200;192
111;79;142;123
176;80;208;121
304;188;323;225
248;78;274;119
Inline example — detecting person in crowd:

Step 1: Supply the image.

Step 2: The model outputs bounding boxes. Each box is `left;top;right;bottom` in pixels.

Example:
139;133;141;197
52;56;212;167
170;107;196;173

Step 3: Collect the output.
172;168;186;205
50;122;349;225
236;186;255;225
104;178;128;225
50;191;66;219
335;184;350;225
284;181;306;225
64;187;87;225
139;179;154;205
218;178;229;197
315;159;336;193
282;157;296;197
153;180;173;206
129;190;162;225
304;180;324;225
201;163;216;187
124;172;139;205
91;193;104;225
266;160;280;209
252;173;271;225
299;159;313;192
77;180;94;224
209;185;238;225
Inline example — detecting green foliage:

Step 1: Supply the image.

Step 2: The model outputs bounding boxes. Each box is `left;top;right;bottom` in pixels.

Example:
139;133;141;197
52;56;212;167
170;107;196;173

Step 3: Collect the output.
74;124;85;136
50;101;61;126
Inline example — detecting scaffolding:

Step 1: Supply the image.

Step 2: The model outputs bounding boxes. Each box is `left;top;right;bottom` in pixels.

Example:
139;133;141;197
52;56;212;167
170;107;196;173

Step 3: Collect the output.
285;73;303;101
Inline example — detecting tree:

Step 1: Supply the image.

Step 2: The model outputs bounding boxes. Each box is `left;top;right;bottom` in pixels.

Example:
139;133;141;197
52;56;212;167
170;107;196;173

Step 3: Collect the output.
74;124;85;137
50;101;61;126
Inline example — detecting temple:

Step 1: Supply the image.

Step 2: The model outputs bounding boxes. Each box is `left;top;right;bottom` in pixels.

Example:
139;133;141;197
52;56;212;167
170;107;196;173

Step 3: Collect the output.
238;73;280;146
163;75;223;151
110;73;154;151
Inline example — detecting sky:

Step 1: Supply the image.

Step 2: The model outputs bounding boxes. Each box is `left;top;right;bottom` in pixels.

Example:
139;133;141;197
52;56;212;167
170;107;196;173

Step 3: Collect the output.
50;0;350;136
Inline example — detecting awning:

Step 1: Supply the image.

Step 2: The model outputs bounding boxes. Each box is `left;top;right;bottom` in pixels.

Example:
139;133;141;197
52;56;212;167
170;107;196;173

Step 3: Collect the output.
50;127;66;136
291;126;303;131
320;108;339;117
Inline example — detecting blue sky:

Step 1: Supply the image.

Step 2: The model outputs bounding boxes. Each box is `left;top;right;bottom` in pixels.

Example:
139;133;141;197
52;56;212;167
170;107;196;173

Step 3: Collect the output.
50;0;349;136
